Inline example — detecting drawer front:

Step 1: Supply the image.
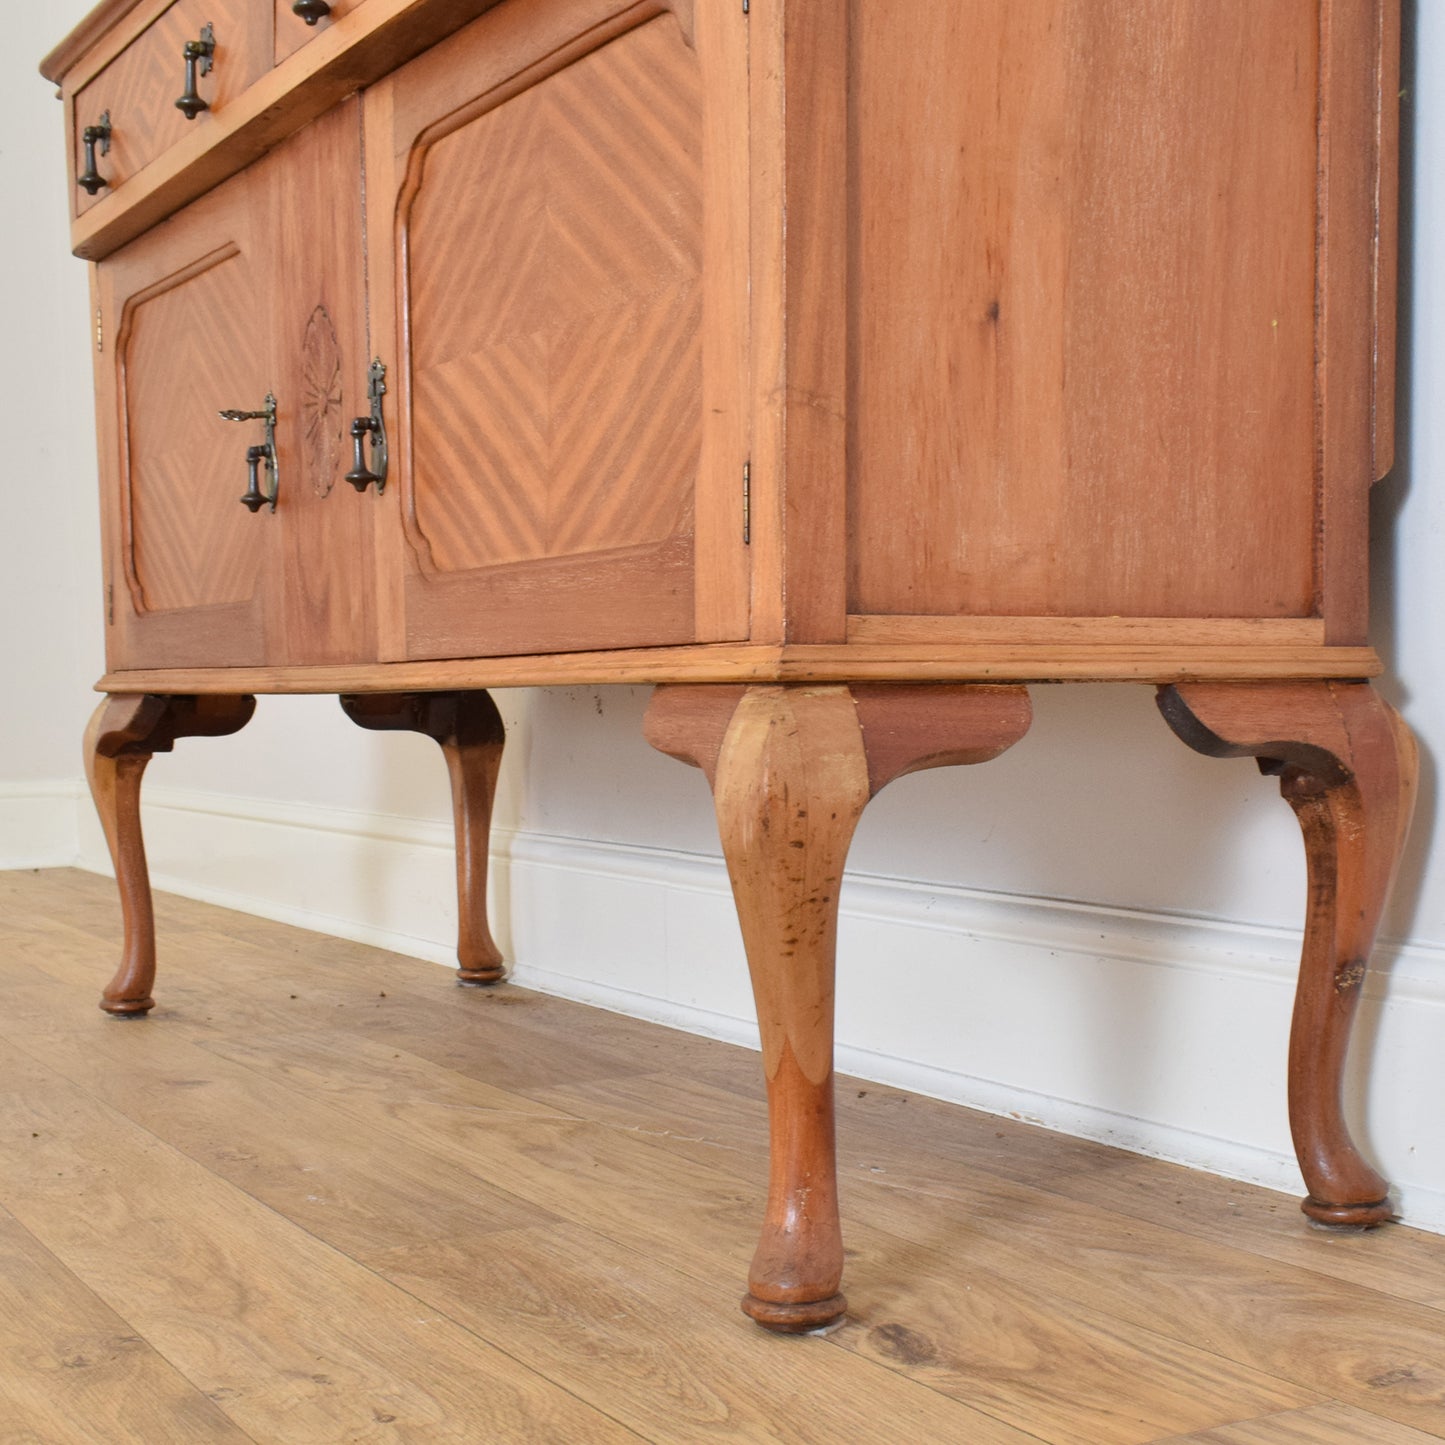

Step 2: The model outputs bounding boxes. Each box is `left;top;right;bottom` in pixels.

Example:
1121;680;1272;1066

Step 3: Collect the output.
73;0;270;216
274;0;370;64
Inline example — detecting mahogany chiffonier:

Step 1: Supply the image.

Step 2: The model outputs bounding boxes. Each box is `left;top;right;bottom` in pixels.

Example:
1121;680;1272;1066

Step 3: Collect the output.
45;0;1412;1332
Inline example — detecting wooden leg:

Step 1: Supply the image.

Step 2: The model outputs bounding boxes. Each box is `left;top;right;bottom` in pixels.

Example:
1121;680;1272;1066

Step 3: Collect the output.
340;692;506;986
84;694;256;1016
1158;681;1418;1227
646;683;1032;1330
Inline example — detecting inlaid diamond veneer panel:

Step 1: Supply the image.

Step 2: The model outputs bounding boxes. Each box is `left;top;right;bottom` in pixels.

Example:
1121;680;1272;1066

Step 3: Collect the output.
405;15;703;576
122;249;267;613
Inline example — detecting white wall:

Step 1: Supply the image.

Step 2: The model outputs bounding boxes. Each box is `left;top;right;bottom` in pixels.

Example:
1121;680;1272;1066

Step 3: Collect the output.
9;3;1445;1228
0;2;107;864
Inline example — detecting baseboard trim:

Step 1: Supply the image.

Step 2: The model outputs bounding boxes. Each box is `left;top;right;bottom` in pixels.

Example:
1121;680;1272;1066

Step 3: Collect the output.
0;780;82;870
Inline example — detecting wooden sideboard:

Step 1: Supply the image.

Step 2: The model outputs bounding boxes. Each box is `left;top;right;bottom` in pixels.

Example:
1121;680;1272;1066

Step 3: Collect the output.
46;0;1414;1332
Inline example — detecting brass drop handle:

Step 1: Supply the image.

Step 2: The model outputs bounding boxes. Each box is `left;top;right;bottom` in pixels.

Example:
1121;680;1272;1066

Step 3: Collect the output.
220;394;280;513
175;25;216;120
78;112;111;196
344;359;389;493
240;445;275;513
292;0;333;24
345;419;382;492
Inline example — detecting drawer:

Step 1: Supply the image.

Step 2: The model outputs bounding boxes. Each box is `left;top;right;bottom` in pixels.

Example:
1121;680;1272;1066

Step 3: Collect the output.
72;0;270;217
275;0;372;64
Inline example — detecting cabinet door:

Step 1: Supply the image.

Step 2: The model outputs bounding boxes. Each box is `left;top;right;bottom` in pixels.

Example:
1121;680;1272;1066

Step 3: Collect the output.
97;102;371;671
367;0;749;661
98;163;273;670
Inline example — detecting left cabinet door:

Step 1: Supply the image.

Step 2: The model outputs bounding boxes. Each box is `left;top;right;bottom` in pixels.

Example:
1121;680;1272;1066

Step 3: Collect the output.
96;101;372;672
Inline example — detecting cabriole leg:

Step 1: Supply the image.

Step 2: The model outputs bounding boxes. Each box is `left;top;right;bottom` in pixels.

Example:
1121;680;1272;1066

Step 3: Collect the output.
1158;681;1418;1227
646;683;1032;1330
341;692;506;985
84;693;256;1016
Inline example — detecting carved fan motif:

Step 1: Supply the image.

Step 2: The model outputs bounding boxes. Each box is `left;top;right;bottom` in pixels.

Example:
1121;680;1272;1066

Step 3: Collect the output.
301;305;343;496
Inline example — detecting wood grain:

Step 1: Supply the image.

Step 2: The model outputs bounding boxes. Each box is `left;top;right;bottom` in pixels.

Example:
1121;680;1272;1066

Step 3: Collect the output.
0;1037;640;1443
1159;682;1417;1226
646;684;1030;1331
249;98;375;667
404;16;701;575
1157;1402;1441;1444
370;0;749;660
0;1203;254;1442
533;1074;1320;1445
83;693;255;1015
4;869;1443;1444
42;0;173;87
848;0;1319;623
1044;1150;1445;1310
274;0;369;64
98;163;271;670
95;639;1386;698
62;0;510;262
747;0;849;643
1319;0;1400;641
341;691;506;983
72;0;270;217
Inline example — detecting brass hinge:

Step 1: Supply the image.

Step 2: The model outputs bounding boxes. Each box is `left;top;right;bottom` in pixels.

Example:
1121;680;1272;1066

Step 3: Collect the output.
742;460;751;545
95;308;104;353
106;583;114;625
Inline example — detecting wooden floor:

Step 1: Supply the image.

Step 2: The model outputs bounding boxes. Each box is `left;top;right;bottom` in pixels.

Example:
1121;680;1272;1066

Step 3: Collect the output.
1;872;1444;1443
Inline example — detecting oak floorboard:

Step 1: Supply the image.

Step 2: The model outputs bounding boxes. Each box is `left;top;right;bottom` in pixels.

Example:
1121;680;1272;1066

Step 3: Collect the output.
541;1066;1445;1309
845;1158;1445;1436
24;911;651;1095
197;1034;1319;1444
15;1024;551;1259
1155;1401;1444;1442
0;1037;642;1443
529;1069;1445;1436
368;1222;1041;1444
6;871;1445;1443
1047;1149;1445;1308
0;1203;257;1443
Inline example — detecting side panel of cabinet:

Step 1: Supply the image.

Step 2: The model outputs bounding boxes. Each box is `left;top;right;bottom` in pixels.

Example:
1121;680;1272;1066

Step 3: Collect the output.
844;0;1339;624
97;103;371;671
367;0;749;661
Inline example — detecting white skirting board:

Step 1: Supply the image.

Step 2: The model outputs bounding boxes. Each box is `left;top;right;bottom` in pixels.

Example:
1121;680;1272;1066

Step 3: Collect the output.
0;781;82;870
68;782;1445;1235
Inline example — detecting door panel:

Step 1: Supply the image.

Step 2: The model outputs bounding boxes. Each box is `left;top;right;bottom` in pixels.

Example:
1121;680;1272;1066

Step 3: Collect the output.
370;0;749;660
847;0;1321;621
123;247;266;615
100;170;272;670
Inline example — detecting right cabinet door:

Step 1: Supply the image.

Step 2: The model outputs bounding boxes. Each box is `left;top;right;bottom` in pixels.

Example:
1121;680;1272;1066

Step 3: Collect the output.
367;0;750;661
